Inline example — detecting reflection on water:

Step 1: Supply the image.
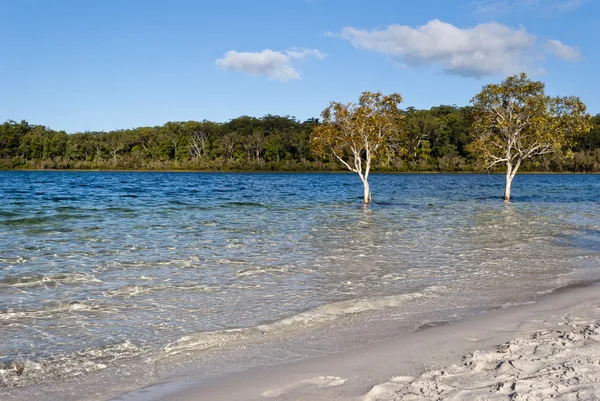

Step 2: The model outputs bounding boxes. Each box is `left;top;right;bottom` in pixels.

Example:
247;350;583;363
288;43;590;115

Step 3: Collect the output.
0;171;599;388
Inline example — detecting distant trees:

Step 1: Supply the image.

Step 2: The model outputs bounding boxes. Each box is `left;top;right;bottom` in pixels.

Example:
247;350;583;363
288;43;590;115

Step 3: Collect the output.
0;120;30;160
0;81;597;181
310;91;404;204
396;105;473;171
0;117;324;171
468;74;592;201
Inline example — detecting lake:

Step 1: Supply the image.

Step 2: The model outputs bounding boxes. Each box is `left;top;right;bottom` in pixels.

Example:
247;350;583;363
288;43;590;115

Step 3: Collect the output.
1;171;599;393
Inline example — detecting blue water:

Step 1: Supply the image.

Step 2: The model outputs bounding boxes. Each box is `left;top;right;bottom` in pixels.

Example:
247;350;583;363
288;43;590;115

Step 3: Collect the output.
1;171;599;390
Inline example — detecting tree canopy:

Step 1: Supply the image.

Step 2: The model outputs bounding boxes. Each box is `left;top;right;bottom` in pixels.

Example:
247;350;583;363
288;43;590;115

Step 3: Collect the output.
310;91;404;203
468;73;592;200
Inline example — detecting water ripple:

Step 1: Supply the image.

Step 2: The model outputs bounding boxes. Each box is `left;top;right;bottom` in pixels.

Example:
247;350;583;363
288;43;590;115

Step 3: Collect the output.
0;172;599;388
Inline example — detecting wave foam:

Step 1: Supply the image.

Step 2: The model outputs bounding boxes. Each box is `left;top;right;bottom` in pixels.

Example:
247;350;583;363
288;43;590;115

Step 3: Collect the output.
161;291;430;357
0;272;102;289
0;301;117;321
0;341;144;388
235;266;289;277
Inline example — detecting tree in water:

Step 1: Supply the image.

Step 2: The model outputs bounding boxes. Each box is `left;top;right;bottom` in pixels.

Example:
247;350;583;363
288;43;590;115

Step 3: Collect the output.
468;73;591;201
310;91;404;204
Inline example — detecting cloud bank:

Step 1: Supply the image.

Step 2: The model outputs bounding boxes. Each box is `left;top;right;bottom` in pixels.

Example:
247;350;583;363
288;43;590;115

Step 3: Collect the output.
335;20;581;78
215;49;325;81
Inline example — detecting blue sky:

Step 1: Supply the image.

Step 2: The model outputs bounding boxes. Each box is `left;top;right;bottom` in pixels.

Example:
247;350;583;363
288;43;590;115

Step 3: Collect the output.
0;0;597;133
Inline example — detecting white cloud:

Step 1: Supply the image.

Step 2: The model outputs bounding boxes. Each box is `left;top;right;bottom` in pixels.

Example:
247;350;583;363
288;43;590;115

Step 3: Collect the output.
215;49;324;81
335;20;580;78
546;39;581;61
472;0;583;15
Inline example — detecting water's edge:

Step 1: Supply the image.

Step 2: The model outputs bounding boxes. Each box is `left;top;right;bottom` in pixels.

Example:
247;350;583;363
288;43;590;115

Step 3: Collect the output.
107;279;600;401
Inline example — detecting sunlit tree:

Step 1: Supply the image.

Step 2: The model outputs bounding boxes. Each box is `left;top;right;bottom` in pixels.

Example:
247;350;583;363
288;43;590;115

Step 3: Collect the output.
310;91;404;204
468;73;592;201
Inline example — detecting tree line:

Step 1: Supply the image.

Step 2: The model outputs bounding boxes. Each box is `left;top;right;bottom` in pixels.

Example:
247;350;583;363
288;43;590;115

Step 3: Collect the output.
1;100;599;174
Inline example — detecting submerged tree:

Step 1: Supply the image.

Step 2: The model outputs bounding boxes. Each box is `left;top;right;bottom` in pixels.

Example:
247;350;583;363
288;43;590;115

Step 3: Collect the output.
310;91;404;204
468;73;591;201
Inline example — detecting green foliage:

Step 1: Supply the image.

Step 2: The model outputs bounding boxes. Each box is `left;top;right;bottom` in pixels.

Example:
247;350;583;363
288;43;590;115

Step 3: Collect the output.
310;91;405;171
468;73;592;172
0;116;325;171
0;82;597;172
310;91;405;202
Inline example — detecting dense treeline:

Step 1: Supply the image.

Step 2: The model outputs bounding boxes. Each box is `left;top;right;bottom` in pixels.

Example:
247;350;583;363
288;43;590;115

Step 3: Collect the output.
1;108;599;172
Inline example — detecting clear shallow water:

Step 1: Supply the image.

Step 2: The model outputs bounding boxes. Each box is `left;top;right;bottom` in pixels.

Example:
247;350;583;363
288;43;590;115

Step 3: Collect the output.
1;171;599;390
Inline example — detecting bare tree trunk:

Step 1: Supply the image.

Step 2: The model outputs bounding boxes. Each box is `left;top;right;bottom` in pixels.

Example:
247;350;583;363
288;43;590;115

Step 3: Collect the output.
334;148;373;204
504;166;512;201
171;140;178;159
189;131;207;158
504;161;520;201
362;178;371;204
358;159;372;204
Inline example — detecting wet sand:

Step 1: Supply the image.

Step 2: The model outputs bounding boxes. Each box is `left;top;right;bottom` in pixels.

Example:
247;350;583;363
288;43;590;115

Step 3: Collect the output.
110;282;600;401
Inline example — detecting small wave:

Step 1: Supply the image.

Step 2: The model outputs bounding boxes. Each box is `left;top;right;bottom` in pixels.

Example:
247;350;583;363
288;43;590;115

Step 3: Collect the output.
0;216;53;227
500;300;537;308
224;202;267;208
0;300;118;321
161;291;429;357
198;220;219;226
0;273;102;289
0;256;28;265
103;207;136;213
0;340;143;388
46;196;80;202
0;213;86;229
55;206;80;212
169;200;192;206
235;266;289;277
102;282;233;299
0;211;19;217
216;259;251;266
221;227;262;234
102;285;153;298
102;282;223;298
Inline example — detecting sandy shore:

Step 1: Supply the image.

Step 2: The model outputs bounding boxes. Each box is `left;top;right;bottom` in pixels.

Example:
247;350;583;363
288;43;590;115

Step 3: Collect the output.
106;281;600;401
4;282;599;401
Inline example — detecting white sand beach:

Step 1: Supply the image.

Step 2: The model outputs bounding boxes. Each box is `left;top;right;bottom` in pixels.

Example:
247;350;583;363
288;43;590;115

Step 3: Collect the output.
103;282;600;401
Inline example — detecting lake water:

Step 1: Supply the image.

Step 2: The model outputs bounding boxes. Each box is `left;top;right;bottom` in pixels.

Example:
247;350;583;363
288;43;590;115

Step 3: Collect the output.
1;171;599;395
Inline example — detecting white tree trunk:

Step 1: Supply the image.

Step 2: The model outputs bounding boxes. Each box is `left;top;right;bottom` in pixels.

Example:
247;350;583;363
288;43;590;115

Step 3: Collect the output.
504;161;520;202
362;178;371;204
504;171;512;202
335;150;373;204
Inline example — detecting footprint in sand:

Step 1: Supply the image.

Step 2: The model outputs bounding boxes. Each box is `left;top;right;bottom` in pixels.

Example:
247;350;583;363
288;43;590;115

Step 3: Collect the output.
363;376;415;401
262;376;347;398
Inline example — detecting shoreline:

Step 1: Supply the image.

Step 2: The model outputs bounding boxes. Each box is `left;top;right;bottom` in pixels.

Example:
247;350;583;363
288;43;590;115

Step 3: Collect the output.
3;280;599;401
109;281;600;401
2;169;600;175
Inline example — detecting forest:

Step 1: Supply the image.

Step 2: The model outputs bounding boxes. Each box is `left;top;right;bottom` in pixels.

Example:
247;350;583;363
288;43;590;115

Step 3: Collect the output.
1;106;599;172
